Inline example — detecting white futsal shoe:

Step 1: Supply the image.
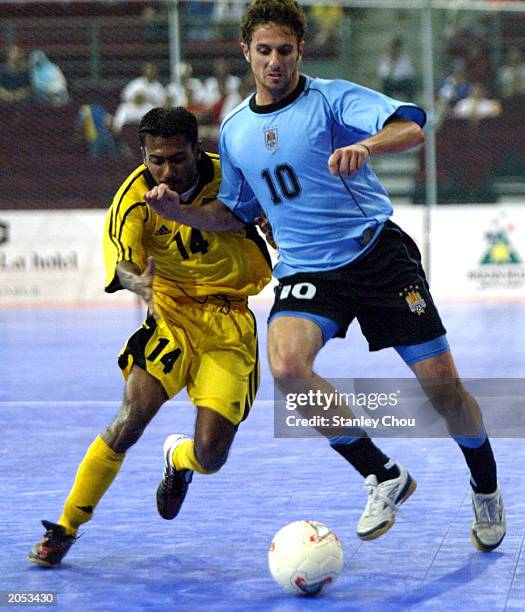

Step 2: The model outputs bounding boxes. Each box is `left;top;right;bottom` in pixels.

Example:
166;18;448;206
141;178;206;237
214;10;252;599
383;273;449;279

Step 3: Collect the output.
356;463;417;540
470;485;506;552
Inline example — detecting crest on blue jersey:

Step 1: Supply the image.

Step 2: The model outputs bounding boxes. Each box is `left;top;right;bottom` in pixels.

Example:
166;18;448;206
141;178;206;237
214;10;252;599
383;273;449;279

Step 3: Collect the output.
264;127;278;150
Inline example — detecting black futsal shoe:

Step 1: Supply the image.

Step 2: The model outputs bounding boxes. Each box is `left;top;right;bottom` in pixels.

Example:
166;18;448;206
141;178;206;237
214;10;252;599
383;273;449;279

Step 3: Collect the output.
28;520;76;567
156;434;193;520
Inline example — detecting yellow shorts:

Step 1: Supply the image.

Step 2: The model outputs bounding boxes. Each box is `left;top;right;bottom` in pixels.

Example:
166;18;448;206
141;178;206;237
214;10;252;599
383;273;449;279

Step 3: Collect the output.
118;294;260;426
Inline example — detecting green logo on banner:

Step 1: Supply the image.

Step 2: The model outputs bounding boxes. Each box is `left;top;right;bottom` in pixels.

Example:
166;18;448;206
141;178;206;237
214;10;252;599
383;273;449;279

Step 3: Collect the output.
481;230;522;265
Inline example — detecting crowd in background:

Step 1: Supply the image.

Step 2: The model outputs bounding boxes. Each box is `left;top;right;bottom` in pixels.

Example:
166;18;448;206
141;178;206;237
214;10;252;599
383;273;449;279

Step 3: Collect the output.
0;39;250;160
3;3;525;169
0;44;68;107
376;29;525;128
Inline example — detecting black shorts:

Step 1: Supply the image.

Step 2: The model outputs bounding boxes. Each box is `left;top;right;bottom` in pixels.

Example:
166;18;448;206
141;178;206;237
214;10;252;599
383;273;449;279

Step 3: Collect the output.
269;221;446;351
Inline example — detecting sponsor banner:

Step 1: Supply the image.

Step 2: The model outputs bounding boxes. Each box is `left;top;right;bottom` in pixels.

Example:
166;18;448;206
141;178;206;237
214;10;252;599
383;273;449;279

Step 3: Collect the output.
430;205;525;299
0;211;134;306
1;205;523;306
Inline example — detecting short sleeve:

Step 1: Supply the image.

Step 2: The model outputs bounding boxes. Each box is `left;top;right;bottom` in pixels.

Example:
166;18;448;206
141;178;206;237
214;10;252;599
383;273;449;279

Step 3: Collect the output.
326;80;426;135
218;128;263;223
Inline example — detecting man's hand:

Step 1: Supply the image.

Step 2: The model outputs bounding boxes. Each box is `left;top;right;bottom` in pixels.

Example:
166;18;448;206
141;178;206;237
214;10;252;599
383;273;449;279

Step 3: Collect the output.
145;183;183;221
328;143;370;177
255;215;277;249
117;258;158;317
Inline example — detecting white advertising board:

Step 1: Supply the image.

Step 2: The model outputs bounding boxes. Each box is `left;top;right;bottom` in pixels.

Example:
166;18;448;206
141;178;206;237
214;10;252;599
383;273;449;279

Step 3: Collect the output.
391;205;425;250
1;205;524;307
0;211;134;307
430;205;525;300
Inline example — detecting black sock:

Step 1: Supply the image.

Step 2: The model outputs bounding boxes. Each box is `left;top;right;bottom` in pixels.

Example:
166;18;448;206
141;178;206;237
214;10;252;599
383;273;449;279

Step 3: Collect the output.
457;437;497;494
330;436;400;483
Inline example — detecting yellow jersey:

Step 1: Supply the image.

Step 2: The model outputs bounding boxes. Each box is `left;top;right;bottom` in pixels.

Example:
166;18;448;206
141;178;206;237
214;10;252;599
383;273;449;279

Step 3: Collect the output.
103;152;272;299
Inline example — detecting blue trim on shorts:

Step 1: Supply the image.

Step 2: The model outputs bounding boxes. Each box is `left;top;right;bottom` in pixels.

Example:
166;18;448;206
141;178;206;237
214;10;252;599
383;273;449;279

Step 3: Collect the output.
394;334;450;365
268;311;340;345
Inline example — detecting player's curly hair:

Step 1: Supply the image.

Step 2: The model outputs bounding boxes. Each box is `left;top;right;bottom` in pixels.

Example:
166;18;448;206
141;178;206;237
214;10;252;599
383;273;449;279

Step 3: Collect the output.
240;0;307;46
139;107;198;148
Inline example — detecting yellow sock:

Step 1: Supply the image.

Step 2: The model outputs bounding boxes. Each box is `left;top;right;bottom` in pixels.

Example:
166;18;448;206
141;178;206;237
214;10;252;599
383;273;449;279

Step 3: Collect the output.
172;439;214;474
58;435;125;535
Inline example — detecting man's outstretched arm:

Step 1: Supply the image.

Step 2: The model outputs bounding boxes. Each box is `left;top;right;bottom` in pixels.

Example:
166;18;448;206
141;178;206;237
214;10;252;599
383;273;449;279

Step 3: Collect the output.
328;117;425;177
145;183;245;231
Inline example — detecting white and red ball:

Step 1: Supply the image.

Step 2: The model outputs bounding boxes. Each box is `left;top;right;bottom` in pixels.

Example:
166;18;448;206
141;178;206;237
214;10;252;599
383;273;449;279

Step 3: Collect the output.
268;520;344;595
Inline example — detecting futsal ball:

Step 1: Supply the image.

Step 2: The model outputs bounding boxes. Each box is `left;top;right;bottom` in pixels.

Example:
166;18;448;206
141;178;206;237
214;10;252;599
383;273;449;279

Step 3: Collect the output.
268;520;344;595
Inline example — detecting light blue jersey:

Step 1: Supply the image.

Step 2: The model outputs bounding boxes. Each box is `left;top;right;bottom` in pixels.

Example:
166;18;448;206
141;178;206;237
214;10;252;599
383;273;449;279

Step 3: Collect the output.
218;75;426;278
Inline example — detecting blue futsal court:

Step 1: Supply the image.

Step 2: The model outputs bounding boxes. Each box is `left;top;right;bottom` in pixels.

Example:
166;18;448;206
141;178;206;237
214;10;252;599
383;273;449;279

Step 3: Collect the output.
2;302;525;611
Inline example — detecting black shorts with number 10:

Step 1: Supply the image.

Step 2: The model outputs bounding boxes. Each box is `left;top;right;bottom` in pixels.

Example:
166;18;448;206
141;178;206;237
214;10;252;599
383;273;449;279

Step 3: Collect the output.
269;221;446;351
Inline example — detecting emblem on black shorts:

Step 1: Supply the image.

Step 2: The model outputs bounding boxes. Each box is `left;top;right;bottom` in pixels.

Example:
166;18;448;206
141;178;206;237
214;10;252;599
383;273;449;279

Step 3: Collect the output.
400;285;426;316
264;127;278;150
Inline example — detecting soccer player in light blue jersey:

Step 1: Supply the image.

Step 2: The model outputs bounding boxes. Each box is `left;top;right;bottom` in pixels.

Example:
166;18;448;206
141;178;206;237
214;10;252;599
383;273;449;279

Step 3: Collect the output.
146;0;505;551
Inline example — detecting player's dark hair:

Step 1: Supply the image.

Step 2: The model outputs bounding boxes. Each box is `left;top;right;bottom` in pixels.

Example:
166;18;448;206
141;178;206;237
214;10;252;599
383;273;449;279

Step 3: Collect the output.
240;0;306;46
139;107;198;148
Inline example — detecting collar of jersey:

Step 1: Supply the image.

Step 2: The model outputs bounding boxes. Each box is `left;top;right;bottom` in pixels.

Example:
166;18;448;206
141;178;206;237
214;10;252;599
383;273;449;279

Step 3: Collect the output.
185;152;214;204
249;74;306;114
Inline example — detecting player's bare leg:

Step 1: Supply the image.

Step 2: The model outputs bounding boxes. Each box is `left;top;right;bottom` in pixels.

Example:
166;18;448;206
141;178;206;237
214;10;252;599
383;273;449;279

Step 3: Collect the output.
411;351;505;551
268;316;416;540
157;406;237;519
103;366;168;452
29;367;167;567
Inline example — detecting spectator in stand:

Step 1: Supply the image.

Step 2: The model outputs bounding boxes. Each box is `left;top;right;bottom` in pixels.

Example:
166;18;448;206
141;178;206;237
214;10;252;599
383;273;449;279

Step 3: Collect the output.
377;37;417;101
185;86;213;125
438;59;472;106
184;1;214;40
309;5;343;47
112;90;154;135
202;59;241;108
465;43;493;86
166;62;206;108
28;50;69;107
212;1;245;38
0;45;32;104
443;10;488;58
435;58;472;126
142;3;168;42
454;82;502;125
212;1;245;22
76;103;118;159
219;73;254;123
205;77;228;126
498;47;525;98
121;63;166;108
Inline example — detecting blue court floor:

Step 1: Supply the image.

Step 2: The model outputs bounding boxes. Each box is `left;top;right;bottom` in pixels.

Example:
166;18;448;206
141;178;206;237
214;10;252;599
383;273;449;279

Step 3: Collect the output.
1;303;525;611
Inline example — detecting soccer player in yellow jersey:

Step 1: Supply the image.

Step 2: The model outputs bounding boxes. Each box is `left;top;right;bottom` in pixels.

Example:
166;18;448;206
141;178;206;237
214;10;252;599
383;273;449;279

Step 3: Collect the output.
28;107;272;567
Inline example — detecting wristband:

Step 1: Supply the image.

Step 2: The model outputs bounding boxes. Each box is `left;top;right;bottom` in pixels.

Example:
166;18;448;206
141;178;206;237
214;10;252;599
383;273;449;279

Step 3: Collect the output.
357;143;371;156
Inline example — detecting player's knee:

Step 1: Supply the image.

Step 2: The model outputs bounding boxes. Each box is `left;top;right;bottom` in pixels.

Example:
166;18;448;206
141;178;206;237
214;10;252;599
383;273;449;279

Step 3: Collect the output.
428;380;470;420
194;435;231;473
270;353;313;380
